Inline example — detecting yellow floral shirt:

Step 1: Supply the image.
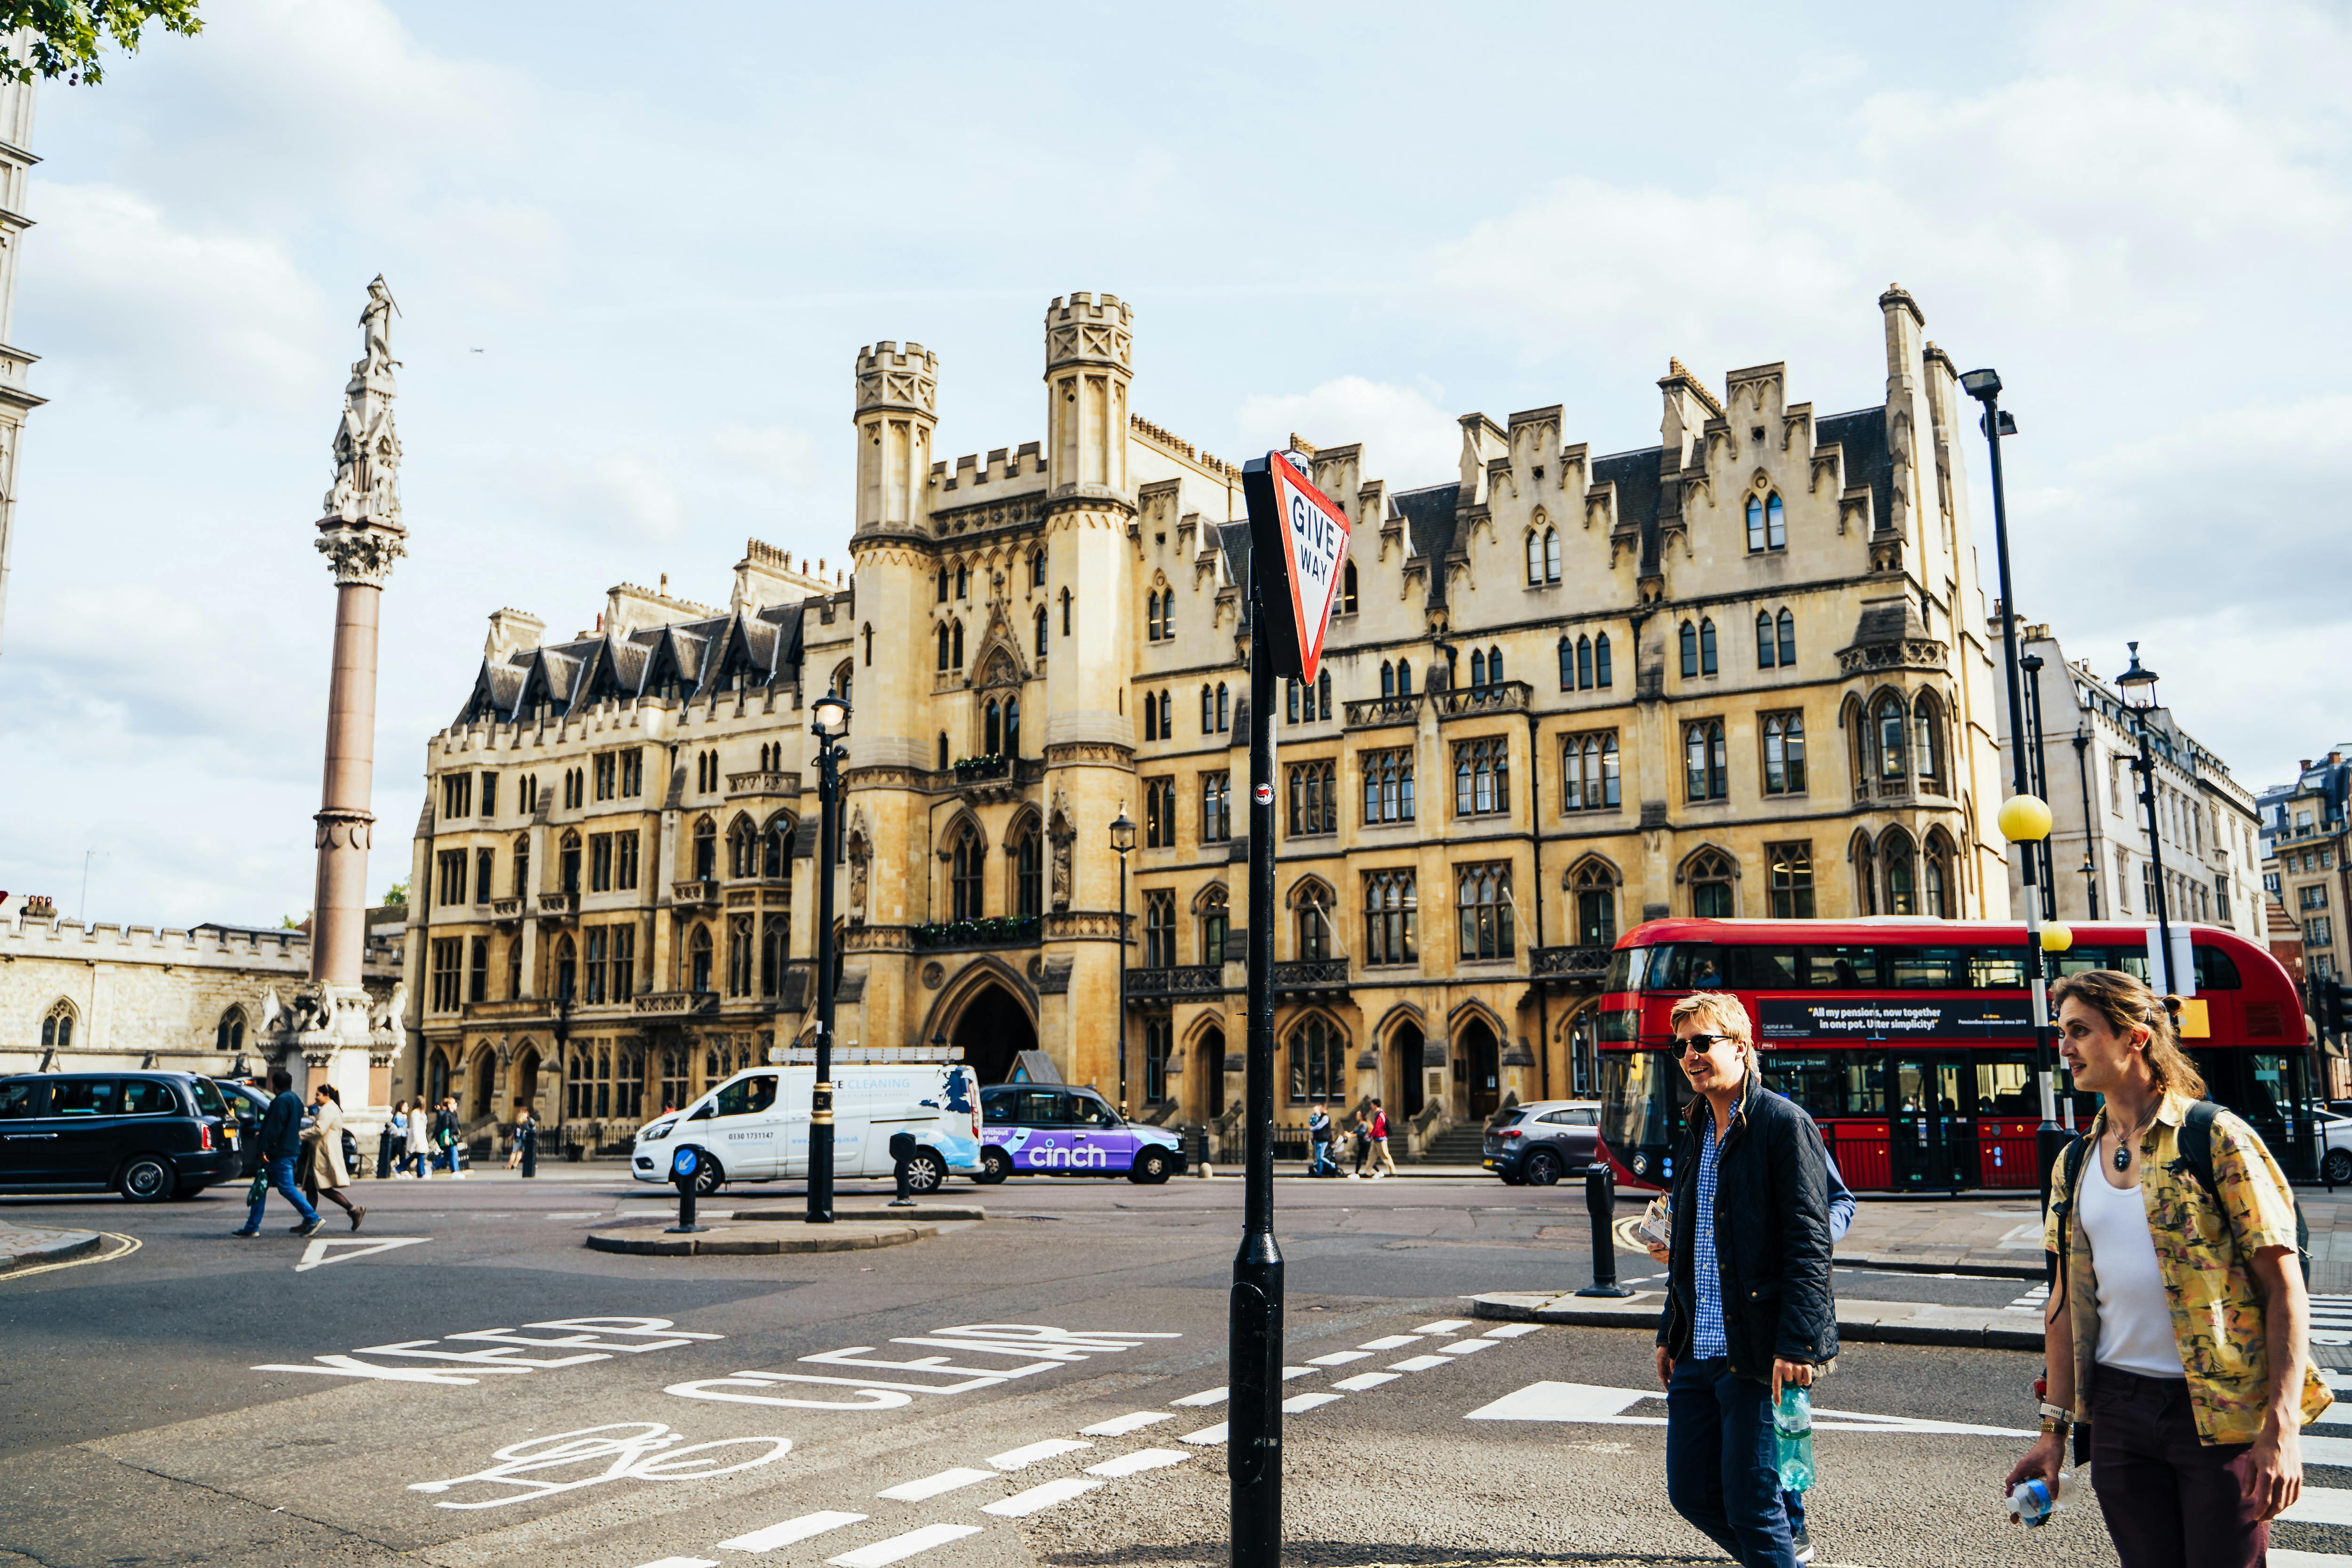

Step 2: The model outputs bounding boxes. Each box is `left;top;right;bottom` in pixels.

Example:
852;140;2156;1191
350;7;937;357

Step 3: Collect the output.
2044;1092;2332;1444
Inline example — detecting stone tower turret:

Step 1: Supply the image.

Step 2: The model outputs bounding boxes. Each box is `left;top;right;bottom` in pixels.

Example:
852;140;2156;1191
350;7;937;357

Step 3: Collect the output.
854;341;938;536
1043;293;1132;499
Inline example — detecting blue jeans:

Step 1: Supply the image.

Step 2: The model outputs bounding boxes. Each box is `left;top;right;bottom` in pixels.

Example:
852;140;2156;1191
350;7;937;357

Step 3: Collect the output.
1310;1141;1333;1176
1666;1357;1797;1568
242;1155;320;1232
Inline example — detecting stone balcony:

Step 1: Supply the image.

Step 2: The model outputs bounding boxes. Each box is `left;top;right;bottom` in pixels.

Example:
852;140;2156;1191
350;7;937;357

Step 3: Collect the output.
910;914;1042;952
1343;692;1423;730
1431;680;1531;718
1272;957;1350;996
633;990;717;1018
727;770;801;799
1124;964;1226;1000
489;897;525;922
1530;944;1613;987
536;891;579;919
672;879;720;908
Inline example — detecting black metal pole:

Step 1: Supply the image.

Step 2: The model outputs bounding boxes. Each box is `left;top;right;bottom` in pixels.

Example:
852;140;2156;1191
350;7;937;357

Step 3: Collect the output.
2074;729;2101;919
1966;377;2066;1199
2133;712;2179;995
808;733;839;1224
1574;1163;1631;1297
1119;848;1130;1113
2023;654;2057;921
1230;586;1284;1568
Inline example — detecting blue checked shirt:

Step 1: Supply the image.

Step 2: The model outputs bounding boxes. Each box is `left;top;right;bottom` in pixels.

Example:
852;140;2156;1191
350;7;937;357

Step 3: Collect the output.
1691;1114;1728;1359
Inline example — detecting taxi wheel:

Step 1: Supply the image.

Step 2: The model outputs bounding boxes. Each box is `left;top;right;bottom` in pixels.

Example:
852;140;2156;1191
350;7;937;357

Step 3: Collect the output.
2326;1148;2352;1186
119;1154;175;1203
1130;1149;1172;1185
975;1147;1012;1186
903;1150;947;1194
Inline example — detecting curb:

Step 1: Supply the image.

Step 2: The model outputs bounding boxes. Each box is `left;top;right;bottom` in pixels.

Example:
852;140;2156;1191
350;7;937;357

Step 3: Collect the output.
1470;1290;2043;1353
728;1204;987;1224
0;1227;103;1274
585;1221;934;1257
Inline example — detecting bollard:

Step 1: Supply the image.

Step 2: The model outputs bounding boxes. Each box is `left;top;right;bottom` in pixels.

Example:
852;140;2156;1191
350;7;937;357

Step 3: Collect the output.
1574;1162;1633;1298
667;1146;708;1234
520;1124;537;1178
888;1131;918;1208
376;1125;393;1180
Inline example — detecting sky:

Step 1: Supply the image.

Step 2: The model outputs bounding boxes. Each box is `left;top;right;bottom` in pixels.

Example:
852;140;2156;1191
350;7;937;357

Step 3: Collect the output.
1;0;2346;929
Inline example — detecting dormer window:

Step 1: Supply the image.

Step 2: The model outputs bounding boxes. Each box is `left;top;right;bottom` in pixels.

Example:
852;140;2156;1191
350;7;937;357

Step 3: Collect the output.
1746;492;1787;553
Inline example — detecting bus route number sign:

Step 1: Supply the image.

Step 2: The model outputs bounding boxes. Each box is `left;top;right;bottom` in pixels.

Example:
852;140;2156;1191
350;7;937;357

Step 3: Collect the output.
1242;450;1351;685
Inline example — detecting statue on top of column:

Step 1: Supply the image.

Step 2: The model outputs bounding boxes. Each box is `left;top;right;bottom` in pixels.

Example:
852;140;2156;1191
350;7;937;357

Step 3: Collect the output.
321;275;404;533
355;275;400;382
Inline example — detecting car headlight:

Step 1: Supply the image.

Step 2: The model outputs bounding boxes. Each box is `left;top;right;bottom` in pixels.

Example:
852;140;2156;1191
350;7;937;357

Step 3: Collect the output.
643;1122;672;1142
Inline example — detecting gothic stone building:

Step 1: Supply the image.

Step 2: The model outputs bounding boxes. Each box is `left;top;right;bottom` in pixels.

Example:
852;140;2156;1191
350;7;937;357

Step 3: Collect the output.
403;286;2007;1153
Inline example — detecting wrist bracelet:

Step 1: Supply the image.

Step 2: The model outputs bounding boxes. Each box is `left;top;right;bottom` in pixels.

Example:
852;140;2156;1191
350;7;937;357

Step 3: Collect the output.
2037;1401;2073;1425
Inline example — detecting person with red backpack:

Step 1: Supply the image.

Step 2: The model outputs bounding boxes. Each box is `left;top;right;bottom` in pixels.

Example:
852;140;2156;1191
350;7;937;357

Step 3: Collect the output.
2005;970;2329;1568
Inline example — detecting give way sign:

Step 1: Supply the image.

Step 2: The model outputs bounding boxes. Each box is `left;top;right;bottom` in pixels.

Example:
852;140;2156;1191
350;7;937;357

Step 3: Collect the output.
1242;450;1351;684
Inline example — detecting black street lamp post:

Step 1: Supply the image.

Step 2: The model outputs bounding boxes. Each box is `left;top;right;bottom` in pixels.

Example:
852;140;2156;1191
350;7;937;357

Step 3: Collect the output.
2022;653;2058;921
1111;808;1136;1113
1960;367;2067;1195
807;691;850;1225
2117;643;2179;996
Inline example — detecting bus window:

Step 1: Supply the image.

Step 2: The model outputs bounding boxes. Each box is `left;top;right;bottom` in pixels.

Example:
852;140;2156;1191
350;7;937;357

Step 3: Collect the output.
1604;946;1649;992
1762;1054;1842;1119
1599;1050;1687;1159
1969;950;2028;988
2193;947;2241;990
1843;1055;1888;1114
1887;947;1962;988
1595;1009;1638;1043
1974;1054;2039;1116
2048;951;2108;980
1653;945;1724;990
1802;947;1880;987
1742;947;1799;988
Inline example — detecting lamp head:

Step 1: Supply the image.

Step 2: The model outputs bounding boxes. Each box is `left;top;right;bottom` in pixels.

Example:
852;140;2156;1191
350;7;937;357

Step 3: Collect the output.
810;692;850;739
2020;653;2043;674
2116;641;2159;707
1960;367;2002;400
1110;808;1136;855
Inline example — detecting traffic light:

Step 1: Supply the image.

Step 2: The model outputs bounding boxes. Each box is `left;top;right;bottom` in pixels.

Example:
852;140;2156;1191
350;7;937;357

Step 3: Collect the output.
2329;981;2352;1043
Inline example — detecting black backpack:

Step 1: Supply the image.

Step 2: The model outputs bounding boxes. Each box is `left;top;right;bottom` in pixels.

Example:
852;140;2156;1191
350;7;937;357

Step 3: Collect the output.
2057;1099;2311;1286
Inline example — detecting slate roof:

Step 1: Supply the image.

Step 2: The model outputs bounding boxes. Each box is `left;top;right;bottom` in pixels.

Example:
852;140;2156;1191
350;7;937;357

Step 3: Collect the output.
1814;407;1896;538
455;602;813;726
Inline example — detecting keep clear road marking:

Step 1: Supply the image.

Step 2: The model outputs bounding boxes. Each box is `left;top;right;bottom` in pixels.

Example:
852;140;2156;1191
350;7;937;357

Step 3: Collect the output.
982;1476;1103;1517
1387;1354;1451;1372
294;1235;430;1272
1308;1350;1371;1365
828;1525;982;1568
1464;1381;2036;1437
1437;1339;1494;1355
988;1438;1089;1471
1282;1392;1343;1413
1282;1365;1318;1380
1333;1371;1400;1391
717;1512;867;1552
1358;1334;1421;1350
634;1559;719;1568
1172;1387;1228;1407
1080;1411;1171;1437
1180;1422;1229;1445
875;1468;993;1502
1483;1323;1542;1339
1415;1319;1472;1334
1086;1448;1191;1478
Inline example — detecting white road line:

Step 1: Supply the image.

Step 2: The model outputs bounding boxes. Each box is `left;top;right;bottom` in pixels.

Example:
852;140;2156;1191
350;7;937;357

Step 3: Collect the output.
1437;1339;1494;1355
1482;1323;1541;1339
1415;1319;1472;1333
2283;1485;2352;1526
1086;1448;1192;1478
1180;1422;1229;1445
875;1468;994;1502
2269;1552;2352;1567
1308;1350;1370;1365
1173;1387;1229;1407
1282;1392;1343;1413
988;1438;1090;1471
981;1477;1102;1517
1333;1371;1401;1391
827;1524;983;1568
1388;1354;1451;1372
1282;1365;1318;1380
1079;1411;1172;1437
719;1513;868;1552
634;1560;719;1568
1358;1334;1422;1350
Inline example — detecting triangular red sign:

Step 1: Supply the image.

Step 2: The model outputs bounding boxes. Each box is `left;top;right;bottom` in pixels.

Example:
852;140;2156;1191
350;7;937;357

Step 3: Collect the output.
1243;451;1351;684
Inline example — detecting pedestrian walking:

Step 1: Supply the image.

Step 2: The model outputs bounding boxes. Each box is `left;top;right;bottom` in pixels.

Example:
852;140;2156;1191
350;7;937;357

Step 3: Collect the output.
513;1105;539;1177
301;1083;366;1231
1654;991;1835;1568
2005;971;2328;1568
1366;1099;1397;1178
434;1097;465;1177
1347;1113;1371;1179
1307;1103;1334;1177
230;1069;322;1239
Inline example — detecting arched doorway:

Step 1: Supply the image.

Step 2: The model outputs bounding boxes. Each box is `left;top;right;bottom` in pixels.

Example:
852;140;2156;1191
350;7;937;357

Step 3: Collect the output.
951;982;1036;1085
1389;1023;1425;1119
513;1043;541;1114
1195;1026;1226;1117
471;1050;497;1121
1462;1018;1502;1120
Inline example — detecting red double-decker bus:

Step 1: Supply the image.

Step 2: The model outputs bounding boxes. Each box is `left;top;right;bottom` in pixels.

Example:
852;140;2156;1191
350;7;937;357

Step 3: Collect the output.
1593;918;2315;1194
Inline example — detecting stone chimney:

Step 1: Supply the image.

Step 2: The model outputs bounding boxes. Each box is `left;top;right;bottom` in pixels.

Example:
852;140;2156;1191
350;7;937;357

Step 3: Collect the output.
484;607;544;661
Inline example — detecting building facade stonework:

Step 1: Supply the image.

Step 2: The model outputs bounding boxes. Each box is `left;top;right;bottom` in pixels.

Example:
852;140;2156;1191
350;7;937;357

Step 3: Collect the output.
404;287;2009;1154
0;53;43;652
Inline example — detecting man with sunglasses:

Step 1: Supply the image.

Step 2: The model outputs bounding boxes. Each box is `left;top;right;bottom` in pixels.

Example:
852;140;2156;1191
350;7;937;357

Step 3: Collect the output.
1655;992;1836;1568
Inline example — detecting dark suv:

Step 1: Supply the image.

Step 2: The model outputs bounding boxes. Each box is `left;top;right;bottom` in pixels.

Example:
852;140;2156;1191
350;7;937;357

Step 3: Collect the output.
1483;1099;1603;1186
0;1072;241;1201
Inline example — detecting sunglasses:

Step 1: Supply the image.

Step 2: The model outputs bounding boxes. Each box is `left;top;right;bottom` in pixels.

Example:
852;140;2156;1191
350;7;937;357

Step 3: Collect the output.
1678;1033;1742;1056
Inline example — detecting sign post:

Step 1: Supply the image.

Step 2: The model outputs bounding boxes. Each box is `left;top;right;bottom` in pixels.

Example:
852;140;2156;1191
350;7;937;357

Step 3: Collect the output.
1231;451;1350;1568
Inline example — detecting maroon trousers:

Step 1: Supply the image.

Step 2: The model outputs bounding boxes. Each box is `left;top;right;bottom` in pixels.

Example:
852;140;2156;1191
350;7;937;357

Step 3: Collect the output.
2090;1366;2266;1568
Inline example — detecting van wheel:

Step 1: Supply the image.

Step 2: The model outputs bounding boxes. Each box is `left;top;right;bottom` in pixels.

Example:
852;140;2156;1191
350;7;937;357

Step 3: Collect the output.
975;1147;1012;1186
2325;1149;2352;1186
903;1150;947;1194
1523;1150;1564;1187
1130;1149;1172;1185
119;1154;175;1203
685;1151;724;1195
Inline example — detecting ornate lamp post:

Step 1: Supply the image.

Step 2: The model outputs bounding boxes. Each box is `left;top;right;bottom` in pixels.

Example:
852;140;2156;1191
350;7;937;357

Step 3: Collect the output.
1111;807;1136;1113
807;691;850;1224
2117;643;2178;995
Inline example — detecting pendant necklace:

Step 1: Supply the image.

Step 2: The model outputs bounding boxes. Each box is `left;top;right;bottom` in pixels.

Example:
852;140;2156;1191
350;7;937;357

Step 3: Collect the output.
2113;1112;2146;1173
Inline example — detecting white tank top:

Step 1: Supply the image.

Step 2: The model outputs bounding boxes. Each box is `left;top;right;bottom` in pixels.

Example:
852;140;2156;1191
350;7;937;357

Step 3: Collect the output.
2079;1165;2186;1379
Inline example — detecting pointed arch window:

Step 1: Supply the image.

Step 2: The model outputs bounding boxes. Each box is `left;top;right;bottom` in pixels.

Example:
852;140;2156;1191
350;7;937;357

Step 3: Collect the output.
985;699;1003;756
936;622;952;671
728;815;758;878
1200;684;1215;734
1594;633;1612;688
1031;549;1047;588
216;1007;246;1054
688;926;713;993
1034;604;1048;656
1578;634;1595;690
1004;694;1021;757
1874;693;1910;785
554;934;578;1003
1340;560;1359;613
1687;849;1736;918
1914;692;1947;791
954;564;969;598
1699;618;1717;675
1396;661;1413;695
1679;621;1699;678
1557;636;1574;691
1012;818;1043;918
1287;1015;1347;1105
1145;589;1160;641
935;567;949;603
1923;830;1955;919
1852;833;1879;915
1156;589;1173;639
1294;881;1333;961
1486;645;1502;685
40;1001;74;1051
1469;649;1486;690
1545;527;1562;582
1684;719;1727;801
691;817;715;882
1756;611;1778;669
1882;829;1919;915
512;835;531;899
1316;669;1331;719
762;816;788;879
1777;609;1796;668
950;821;985;923
1768;842;1815;918
1381;661;1396;698
937;732;950;770
950;620;964;669
1199;885;1230;965
1456;864;1514;960
1571;860;1618;948
560;828;583;893
1762;712;1806;796
1216;683;1231;732
1060;588;1072;635
1747;492;1786;552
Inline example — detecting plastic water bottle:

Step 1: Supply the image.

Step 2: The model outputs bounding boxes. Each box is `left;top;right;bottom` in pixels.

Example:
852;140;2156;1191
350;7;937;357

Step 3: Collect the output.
2007;1473;2068;1528
1774;1387;1814;1493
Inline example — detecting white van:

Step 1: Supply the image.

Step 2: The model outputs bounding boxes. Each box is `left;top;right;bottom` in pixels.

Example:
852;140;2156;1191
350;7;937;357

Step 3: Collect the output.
630;1063;982;1195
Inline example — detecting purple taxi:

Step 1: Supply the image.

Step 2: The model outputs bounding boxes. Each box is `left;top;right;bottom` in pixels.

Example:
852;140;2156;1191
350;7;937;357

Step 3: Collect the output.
974;1083;1184;1184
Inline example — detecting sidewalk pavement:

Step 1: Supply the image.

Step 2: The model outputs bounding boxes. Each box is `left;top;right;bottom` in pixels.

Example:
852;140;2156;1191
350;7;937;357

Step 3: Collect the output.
0;1219;103;1274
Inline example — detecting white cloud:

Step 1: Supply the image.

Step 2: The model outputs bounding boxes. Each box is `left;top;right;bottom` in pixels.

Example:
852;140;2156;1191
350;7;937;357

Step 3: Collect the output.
1234;377;1461;490
711;423;821;485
